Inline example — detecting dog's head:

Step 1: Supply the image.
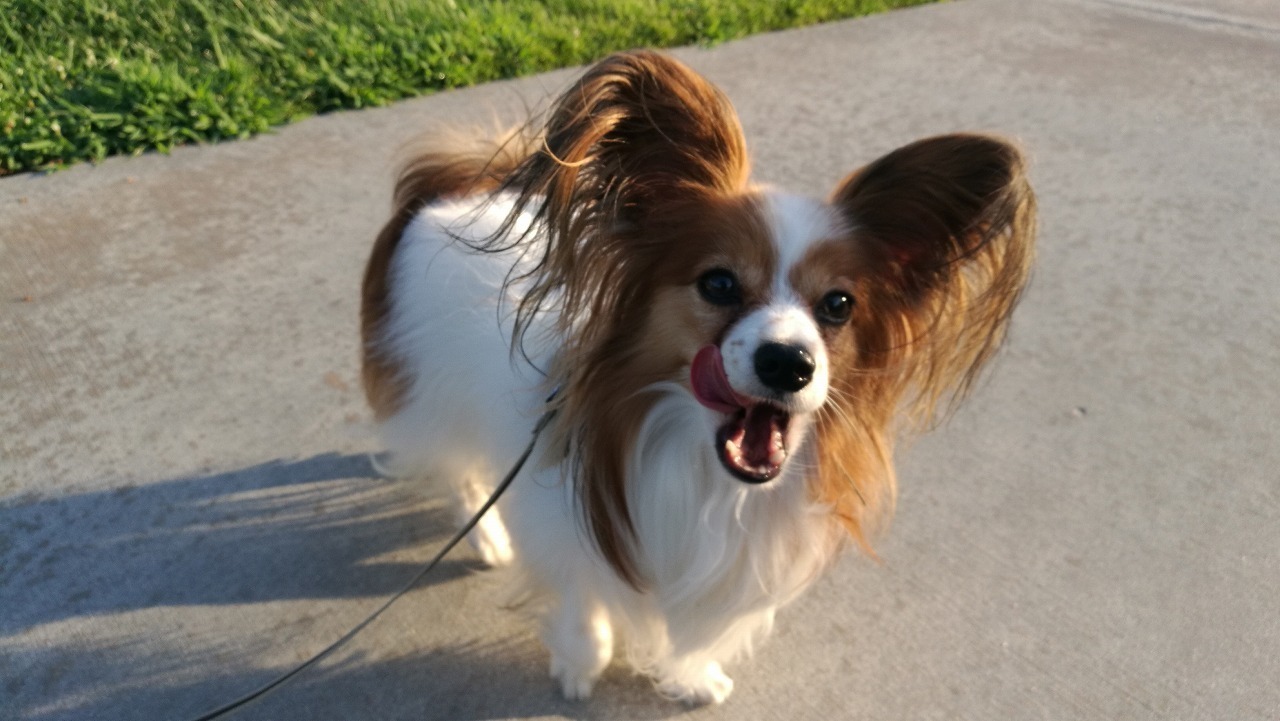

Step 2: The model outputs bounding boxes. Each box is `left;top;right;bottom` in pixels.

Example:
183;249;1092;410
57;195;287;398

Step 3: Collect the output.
494;51;1035;586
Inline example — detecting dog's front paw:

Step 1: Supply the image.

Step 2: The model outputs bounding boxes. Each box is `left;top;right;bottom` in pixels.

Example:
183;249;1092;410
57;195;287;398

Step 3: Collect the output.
550;653;600;700
543;595;614;700
657;661;734;705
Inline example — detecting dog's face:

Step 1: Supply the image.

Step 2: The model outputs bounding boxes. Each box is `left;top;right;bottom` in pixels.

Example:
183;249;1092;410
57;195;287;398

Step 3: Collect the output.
502;50;1034;585
633;192;859;484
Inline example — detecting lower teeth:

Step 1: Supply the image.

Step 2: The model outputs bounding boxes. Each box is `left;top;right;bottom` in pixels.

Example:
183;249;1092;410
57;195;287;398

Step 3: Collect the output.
727;443;786;471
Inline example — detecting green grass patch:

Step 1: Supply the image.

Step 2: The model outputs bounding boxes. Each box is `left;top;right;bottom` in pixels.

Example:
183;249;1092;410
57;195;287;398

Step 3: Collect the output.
1;0;933;175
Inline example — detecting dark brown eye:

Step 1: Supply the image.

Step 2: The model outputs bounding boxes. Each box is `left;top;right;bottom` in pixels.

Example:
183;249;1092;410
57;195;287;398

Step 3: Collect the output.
697;268;742;306
816;290;854;325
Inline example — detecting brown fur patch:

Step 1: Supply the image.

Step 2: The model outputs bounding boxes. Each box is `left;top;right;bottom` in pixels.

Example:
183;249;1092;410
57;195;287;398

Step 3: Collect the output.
786;238;864;339
831;133;1036;426
785;239;895;547
557;190;776;588
475;51;758;588
805;133;1036;546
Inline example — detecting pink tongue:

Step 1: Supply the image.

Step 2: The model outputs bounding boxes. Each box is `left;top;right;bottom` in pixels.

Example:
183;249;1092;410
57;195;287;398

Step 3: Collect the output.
690;345;747;413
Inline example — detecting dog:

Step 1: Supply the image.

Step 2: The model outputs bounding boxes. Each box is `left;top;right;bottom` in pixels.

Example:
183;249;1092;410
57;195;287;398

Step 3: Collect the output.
360;50;1034;704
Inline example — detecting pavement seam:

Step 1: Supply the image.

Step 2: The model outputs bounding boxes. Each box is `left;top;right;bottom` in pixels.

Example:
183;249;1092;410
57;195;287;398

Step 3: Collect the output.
1081;0;1280;37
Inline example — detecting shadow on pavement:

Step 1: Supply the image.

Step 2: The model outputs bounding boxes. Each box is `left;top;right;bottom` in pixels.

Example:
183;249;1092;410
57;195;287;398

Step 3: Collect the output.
2;454;689;721
1;453;470;634
175;642;687;721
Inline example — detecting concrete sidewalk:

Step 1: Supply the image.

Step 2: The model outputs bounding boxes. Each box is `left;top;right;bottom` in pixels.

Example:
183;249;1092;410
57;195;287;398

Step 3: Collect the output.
3;0;1278;719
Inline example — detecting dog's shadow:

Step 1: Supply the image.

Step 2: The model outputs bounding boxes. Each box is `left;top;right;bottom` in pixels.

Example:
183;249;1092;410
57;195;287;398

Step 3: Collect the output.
182;640;689;721
1;453;473;631
1;453;686;720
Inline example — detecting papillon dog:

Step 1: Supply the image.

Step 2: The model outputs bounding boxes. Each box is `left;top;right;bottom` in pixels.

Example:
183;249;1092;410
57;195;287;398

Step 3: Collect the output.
360;50;1034;704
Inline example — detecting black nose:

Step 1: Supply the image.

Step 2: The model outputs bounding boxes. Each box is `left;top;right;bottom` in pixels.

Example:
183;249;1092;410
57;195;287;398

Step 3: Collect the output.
753;342;815;393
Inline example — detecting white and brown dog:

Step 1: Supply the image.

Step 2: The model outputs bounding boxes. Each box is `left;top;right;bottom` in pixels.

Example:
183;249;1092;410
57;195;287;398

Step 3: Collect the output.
360;50;1034;704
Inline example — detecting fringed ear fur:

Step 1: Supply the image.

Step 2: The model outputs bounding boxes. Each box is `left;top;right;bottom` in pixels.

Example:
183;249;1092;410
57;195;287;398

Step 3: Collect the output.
494;49;751;348
834;132;1037;428
488;50;753;589
812;134;1035;552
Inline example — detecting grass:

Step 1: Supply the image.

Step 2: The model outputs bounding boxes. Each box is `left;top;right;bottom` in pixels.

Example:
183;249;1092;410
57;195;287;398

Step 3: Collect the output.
0;0;933;175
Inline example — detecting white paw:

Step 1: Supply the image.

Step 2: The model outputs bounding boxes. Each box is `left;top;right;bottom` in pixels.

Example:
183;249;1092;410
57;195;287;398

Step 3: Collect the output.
550;654;598;700
542;593;613;700
657;661;734;705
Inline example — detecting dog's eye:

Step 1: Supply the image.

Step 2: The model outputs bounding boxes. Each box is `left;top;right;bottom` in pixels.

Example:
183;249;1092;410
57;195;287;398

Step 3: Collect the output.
697;268;742;306
815;290;854;326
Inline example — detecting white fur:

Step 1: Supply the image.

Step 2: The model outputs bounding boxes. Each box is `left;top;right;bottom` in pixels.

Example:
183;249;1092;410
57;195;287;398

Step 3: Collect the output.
376;190;844;703
720;303;829;410
762;193;846;300
720;194;842;412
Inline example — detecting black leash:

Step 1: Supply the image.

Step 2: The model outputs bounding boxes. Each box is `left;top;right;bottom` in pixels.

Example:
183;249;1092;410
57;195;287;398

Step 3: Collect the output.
187;408;556;721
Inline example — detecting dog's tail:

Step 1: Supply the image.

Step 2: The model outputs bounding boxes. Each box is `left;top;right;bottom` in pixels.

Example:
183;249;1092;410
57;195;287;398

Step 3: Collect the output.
361;127;537;419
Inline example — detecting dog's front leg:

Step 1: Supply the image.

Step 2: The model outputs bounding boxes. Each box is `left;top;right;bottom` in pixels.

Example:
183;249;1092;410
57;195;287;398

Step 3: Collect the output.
542;587;614;699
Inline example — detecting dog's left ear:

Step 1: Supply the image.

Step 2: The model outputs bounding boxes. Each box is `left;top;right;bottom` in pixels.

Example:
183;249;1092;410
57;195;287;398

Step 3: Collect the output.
833;133;1034;305
832;133;1036;417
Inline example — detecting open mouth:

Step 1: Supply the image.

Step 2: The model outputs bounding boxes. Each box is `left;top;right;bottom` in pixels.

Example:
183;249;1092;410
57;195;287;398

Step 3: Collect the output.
690;345;791;484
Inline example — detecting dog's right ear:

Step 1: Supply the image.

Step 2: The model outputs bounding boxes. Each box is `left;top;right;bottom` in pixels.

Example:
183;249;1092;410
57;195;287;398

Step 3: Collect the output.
518;49;750;229
486;50;752;355
487;51;751;590
493;48;753;374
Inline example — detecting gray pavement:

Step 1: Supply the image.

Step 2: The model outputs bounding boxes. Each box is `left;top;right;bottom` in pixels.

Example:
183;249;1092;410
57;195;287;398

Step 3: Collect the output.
3;0;1278;719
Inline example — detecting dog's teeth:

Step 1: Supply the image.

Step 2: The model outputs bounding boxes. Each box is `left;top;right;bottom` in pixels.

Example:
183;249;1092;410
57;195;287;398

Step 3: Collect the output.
728;443;746;468
768;428;786;467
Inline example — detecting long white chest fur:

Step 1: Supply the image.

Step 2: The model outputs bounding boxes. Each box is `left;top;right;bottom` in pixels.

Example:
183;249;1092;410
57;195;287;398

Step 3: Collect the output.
375;192;839;702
